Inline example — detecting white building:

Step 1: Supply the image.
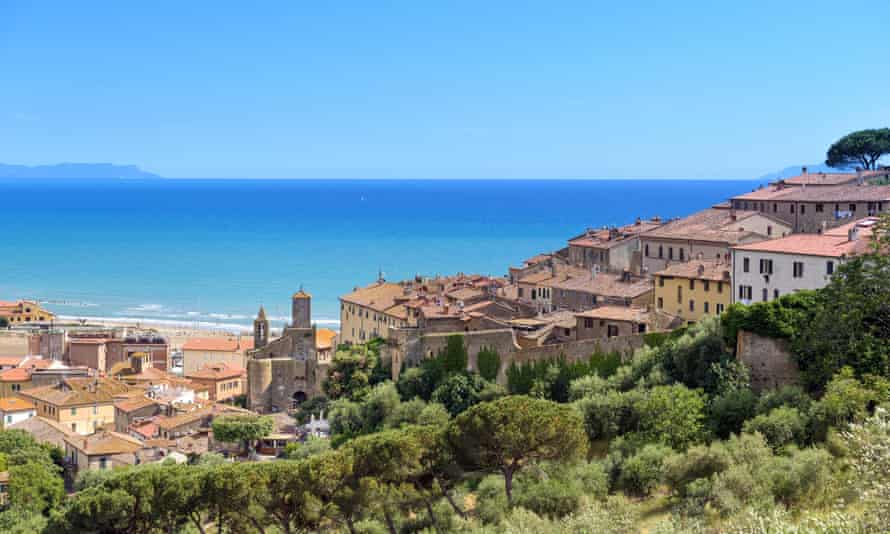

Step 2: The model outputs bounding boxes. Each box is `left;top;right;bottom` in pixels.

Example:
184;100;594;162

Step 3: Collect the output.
731;217;879;304
0;398;37;428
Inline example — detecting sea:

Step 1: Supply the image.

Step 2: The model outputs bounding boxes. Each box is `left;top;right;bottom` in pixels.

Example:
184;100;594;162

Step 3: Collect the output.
0;178;761;332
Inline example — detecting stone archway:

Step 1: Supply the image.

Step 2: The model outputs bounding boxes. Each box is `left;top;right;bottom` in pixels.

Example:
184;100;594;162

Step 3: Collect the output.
292;390;307;409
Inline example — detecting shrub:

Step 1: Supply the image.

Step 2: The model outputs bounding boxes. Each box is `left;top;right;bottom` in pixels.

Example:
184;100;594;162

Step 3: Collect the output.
768;447;833;507
514;477;583;519
417;402;451;427
475;474;509;524
477;346;501;382
568;374;611;401
635;384;706;450
663;442;730;497
617;443;672;496
709;388;757;439
755;385;812;415
431;372;488;416
743;406;808;450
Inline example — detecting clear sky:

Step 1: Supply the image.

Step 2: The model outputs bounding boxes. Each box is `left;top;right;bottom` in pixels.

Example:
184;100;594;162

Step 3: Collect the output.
1;1;888;179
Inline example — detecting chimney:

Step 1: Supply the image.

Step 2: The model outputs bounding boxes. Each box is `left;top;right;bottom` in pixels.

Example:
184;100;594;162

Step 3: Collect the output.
801;166;808;175
848;227;859;242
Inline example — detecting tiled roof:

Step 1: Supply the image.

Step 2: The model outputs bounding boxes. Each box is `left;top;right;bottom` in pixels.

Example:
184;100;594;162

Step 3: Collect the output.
130;422;158;439
575;306;651;323
734;184;890;203
732;217;878;258
20;378;133;407
568;219;663;249
64;431;144;456
115;396;159;413
185;362;245;381
0;398;35;412
316;328;337;350
0;367;31;382
446;287;485;301
124;367;170;382
655;259;732;281
181;337;254;353
780;171;859;186
546;273;654;299
642;208;770;244
340;282;406;313
0;356;25;367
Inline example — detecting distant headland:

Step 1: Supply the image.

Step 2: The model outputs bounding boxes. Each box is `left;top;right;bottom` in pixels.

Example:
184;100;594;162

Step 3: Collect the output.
0;163;162;179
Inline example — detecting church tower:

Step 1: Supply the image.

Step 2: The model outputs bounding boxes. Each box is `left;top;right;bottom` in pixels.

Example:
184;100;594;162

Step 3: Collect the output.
254;306;269;349
292;287;311;328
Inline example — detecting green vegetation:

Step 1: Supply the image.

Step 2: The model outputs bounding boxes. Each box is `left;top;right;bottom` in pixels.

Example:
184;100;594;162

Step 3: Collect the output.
211;414;274;456
2;217;888;532
825;127;890;170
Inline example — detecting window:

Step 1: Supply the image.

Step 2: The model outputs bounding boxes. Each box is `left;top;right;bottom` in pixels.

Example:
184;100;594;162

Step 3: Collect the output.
11;384;20;392
669;247;674;260
767;225;772;236
704;302;710;313
71;423;76;432
773;203;777;212
689;300;695;312
703;280;710;292
759;258;773;274
583;318;593;328
790;204;795;214
99;457;108;470
743;257;750;273
849;203;857;213
71;408;77;416
793;261;804;278
739;285;753;300
716;303;724;314
679;248;685;261
658;246;663;258
773;289;780;299
801;204;806;214
816;203;824;213
638;324;647;333
93;405;97;415
677;286;683;303
658;277;664;287
762;288;768;302
607;325;619;338
657;297;663;309
689;279;695;290
717;282;723;293
645;244;649;256
826;261;834;275
518;288;524;298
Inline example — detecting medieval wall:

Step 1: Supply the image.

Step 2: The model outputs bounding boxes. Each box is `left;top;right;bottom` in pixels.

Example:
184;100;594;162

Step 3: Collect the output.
736;330;799;392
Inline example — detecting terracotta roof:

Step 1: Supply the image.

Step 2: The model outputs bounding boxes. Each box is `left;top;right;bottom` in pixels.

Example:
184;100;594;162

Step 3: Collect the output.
0;398;35;412
64;430;144;456
0;367;31;382
186;362;245;381
115;396;159;413
130;422;158;439
523;254;553;266
316;328;337;350
181;337;254;353
568;219;663;249
8;416;75;448
292;289;312;299
123;367;170;381
0;356;25;367
446;287;485;301
655;259;732;281
20;378;133;407
732;217;878;258
546;273;654;299
735;183;890;203
642;208;776;244
575;306;651;323
339;282;406;313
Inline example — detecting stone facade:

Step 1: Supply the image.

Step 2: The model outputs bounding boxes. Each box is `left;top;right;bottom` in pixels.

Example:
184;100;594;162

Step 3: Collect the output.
735;330;799;392
247;291;328;413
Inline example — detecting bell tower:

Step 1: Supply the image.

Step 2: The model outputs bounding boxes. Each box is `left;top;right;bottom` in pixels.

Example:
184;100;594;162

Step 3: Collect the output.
291;287;311;328
254;306;269;349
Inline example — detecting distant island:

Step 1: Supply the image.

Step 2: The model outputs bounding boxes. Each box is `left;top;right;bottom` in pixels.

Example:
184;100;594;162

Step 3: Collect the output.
0;163;162;179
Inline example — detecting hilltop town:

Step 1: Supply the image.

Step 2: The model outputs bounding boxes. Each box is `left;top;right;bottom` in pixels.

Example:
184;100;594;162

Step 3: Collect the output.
1;154;889;531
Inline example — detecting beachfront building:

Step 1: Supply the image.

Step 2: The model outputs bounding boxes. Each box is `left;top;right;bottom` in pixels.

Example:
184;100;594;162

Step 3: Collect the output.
185;362;245;402
640;208;791;274
0;300;55;324
566;218;664;274
68;334;169;373
18;377;135;435
730;216;878;305
654;259;731;325
339;280;410;344
181;336;254;376
731;180;890;234
0;397;36;428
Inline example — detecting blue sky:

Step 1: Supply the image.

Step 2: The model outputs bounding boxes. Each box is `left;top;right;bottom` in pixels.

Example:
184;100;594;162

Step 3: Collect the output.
1;1;888;179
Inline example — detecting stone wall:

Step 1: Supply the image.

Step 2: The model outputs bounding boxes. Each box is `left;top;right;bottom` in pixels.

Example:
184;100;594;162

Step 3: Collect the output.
736;330;799;392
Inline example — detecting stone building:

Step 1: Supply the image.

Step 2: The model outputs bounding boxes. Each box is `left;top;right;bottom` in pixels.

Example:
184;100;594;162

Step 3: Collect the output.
247;290;327;413
731;180;890;234
639;207;790;274
566;218;664;274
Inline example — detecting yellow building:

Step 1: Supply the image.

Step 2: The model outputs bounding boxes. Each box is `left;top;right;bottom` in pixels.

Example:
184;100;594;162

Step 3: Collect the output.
654;260;731;325
18;377;135;435
0;300;55;324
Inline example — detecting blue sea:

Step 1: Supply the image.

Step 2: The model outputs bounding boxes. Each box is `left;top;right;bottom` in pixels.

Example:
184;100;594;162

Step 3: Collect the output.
0;178;760;331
